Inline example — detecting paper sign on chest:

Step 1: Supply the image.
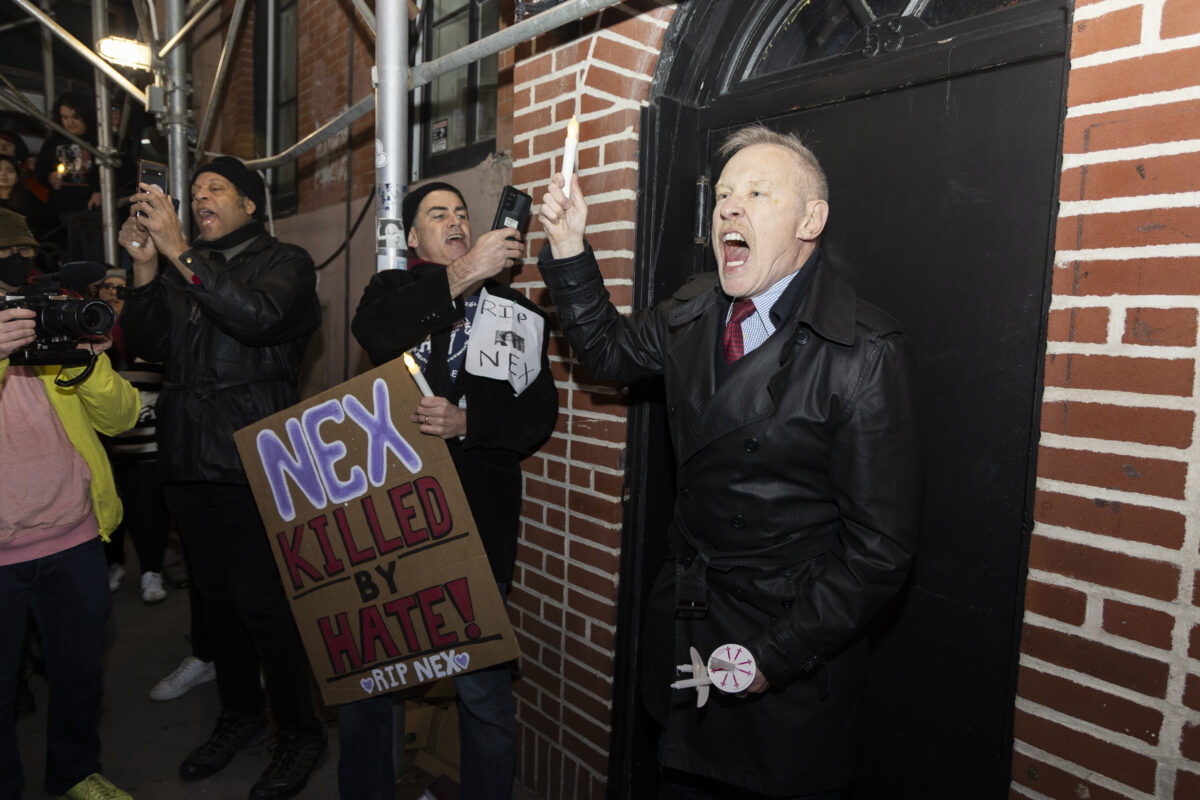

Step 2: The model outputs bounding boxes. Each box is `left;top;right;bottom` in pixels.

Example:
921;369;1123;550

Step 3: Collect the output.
234;357;519;705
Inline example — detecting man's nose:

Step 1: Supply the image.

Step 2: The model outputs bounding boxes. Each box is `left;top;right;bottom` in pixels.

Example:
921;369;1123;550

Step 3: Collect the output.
720;198;743;218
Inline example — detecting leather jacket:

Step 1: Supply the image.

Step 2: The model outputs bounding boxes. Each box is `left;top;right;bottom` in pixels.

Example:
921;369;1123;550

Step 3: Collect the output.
538;244;922;795
121;231;320;484
351;261;558;584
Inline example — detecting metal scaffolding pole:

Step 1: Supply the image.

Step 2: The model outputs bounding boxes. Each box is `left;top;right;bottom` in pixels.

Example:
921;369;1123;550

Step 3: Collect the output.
374;0;407;272
164;0;191;235
193;0;249;155
92;0;118;266
244;0;623;173
158;0;221;59
10;0;149;108
38;0;54;114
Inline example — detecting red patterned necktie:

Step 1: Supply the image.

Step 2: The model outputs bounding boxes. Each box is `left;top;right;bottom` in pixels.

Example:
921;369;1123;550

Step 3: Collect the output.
723;298;756;363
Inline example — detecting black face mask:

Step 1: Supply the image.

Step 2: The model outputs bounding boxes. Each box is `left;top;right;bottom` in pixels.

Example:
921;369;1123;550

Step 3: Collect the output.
0;254;31;288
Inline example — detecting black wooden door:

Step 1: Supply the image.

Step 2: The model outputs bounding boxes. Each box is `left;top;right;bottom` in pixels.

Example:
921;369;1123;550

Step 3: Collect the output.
610;2;1069;797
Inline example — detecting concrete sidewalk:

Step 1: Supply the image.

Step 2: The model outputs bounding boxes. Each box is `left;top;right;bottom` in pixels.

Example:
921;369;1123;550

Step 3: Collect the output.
13;554;443;800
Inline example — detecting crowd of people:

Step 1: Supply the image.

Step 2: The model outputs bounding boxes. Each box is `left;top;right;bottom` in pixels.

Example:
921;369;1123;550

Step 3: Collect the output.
1;89;149;271
1;117;920;800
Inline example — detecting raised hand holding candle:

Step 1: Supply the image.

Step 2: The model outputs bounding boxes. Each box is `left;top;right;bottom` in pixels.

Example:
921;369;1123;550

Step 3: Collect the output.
403;352;434;397
561;115;579;200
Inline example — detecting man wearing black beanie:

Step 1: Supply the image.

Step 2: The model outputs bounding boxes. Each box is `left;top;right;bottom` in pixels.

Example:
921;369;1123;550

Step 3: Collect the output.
347;182;558;800
117;157;326;800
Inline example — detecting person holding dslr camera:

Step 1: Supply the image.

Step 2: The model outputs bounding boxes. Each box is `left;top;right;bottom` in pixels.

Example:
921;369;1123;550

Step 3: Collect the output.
0;208;140;800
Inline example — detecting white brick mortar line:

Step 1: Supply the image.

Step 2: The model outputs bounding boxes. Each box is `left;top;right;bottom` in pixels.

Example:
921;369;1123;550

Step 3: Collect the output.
1040;385;1200;411
599;27;667;57
1011;736;1157;800
1026;568;1200;629
1158;300;1200;779
1055;243;1200;260
1071;0;1153;24
1071;32;1200;71
1062;138;1200;168
1036;476;1193;513
1066;85;1200;119
566;406;628;424
1058;190;1200;215
1035;385;1195;410
513;92;645;129
1031;520;1193;565
1016;696;1178;762
1044;340;1198;358
1048;294;1200;310
1039;432;1193;460
1018;650;1178;713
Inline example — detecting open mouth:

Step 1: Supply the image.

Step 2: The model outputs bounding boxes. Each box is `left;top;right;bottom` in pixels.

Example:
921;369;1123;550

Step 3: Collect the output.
722;231;749;268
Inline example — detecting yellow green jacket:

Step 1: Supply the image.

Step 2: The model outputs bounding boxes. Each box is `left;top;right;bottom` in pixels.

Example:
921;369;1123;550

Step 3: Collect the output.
0;354;139;540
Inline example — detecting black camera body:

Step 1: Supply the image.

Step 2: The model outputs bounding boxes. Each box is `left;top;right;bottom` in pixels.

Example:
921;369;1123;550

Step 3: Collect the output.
1;293;116;366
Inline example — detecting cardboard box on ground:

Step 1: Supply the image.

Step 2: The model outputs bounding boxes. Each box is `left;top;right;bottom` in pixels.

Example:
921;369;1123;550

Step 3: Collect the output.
234;357;520;707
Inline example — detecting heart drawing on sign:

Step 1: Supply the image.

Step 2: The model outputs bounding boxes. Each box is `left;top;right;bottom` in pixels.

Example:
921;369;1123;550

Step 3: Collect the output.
360;678;375;694
455;653;470;670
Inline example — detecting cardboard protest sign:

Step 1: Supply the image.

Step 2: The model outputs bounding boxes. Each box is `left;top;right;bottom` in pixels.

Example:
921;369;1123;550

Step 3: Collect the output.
234;357;519;706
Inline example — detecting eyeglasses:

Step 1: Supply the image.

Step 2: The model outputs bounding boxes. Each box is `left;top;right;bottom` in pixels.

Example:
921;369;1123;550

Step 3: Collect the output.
97;282;124;292
0;245;35;258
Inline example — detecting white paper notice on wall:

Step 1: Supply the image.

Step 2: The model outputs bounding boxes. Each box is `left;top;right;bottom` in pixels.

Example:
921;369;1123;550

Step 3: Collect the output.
465;287;543;395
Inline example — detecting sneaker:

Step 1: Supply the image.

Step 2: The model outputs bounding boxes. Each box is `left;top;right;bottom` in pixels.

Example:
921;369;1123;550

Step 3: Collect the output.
141;571;167;604
150;655;216;701
54;772;133;799
249;731;327;800
179;710;268;780
107;563;125;592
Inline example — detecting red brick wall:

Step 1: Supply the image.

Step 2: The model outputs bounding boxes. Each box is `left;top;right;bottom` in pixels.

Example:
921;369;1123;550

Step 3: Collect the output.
508;3;674;797
1013;1;1200;797
292;0;376;215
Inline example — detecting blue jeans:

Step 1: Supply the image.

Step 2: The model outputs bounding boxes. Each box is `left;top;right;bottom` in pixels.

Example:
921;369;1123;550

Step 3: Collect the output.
455;655;516;800
337;695;403;800
0;538;111;797
337;584;516;800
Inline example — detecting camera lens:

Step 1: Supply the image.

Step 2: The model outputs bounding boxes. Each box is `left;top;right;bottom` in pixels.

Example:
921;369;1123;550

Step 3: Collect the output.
40;299;116;337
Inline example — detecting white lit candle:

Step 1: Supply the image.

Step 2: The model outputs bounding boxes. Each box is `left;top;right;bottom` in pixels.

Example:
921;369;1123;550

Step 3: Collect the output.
561;115;579;200
402;352;433;397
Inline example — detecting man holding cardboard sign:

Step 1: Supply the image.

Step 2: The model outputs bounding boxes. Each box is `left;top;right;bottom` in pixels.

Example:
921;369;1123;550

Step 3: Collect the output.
347;181;557;800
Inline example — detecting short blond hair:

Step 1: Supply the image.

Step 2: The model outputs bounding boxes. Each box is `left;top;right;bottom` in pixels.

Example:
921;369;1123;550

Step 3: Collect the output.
718;125;829;202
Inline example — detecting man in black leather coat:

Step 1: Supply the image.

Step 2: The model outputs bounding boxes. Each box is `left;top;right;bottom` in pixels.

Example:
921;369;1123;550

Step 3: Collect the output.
120;157;325;800
537;127;922;799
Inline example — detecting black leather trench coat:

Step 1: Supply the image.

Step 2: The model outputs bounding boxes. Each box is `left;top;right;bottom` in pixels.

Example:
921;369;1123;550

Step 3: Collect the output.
351;261;559;585
121;232;320;484
539;245;922;796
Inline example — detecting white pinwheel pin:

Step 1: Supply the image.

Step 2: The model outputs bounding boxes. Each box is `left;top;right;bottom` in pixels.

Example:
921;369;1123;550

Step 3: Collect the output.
670;644;758;707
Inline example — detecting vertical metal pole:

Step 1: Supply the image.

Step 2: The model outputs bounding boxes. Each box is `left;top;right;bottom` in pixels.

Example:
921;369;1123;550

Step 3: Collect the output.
39;0;54;113
91;0;118;265
265;0;276;191
374;0;408;272
165;0;191;236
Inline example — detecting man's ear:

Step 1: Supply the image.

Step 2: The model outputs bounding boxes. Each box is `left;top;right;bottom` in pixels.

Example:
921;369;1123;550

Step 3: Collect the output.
796;199;829;242
242;196;258;219
407;226;420;251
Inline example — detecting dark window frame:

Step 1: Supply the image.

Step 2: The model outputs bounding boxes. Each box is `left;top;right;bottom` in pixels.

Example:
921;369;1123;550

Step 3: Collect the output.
418;0;499;177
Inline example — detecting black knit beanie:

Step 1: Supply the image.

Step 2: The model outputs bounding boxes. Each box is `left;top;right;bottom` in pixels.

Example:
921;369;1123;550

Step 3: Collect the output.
402;181;467;233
